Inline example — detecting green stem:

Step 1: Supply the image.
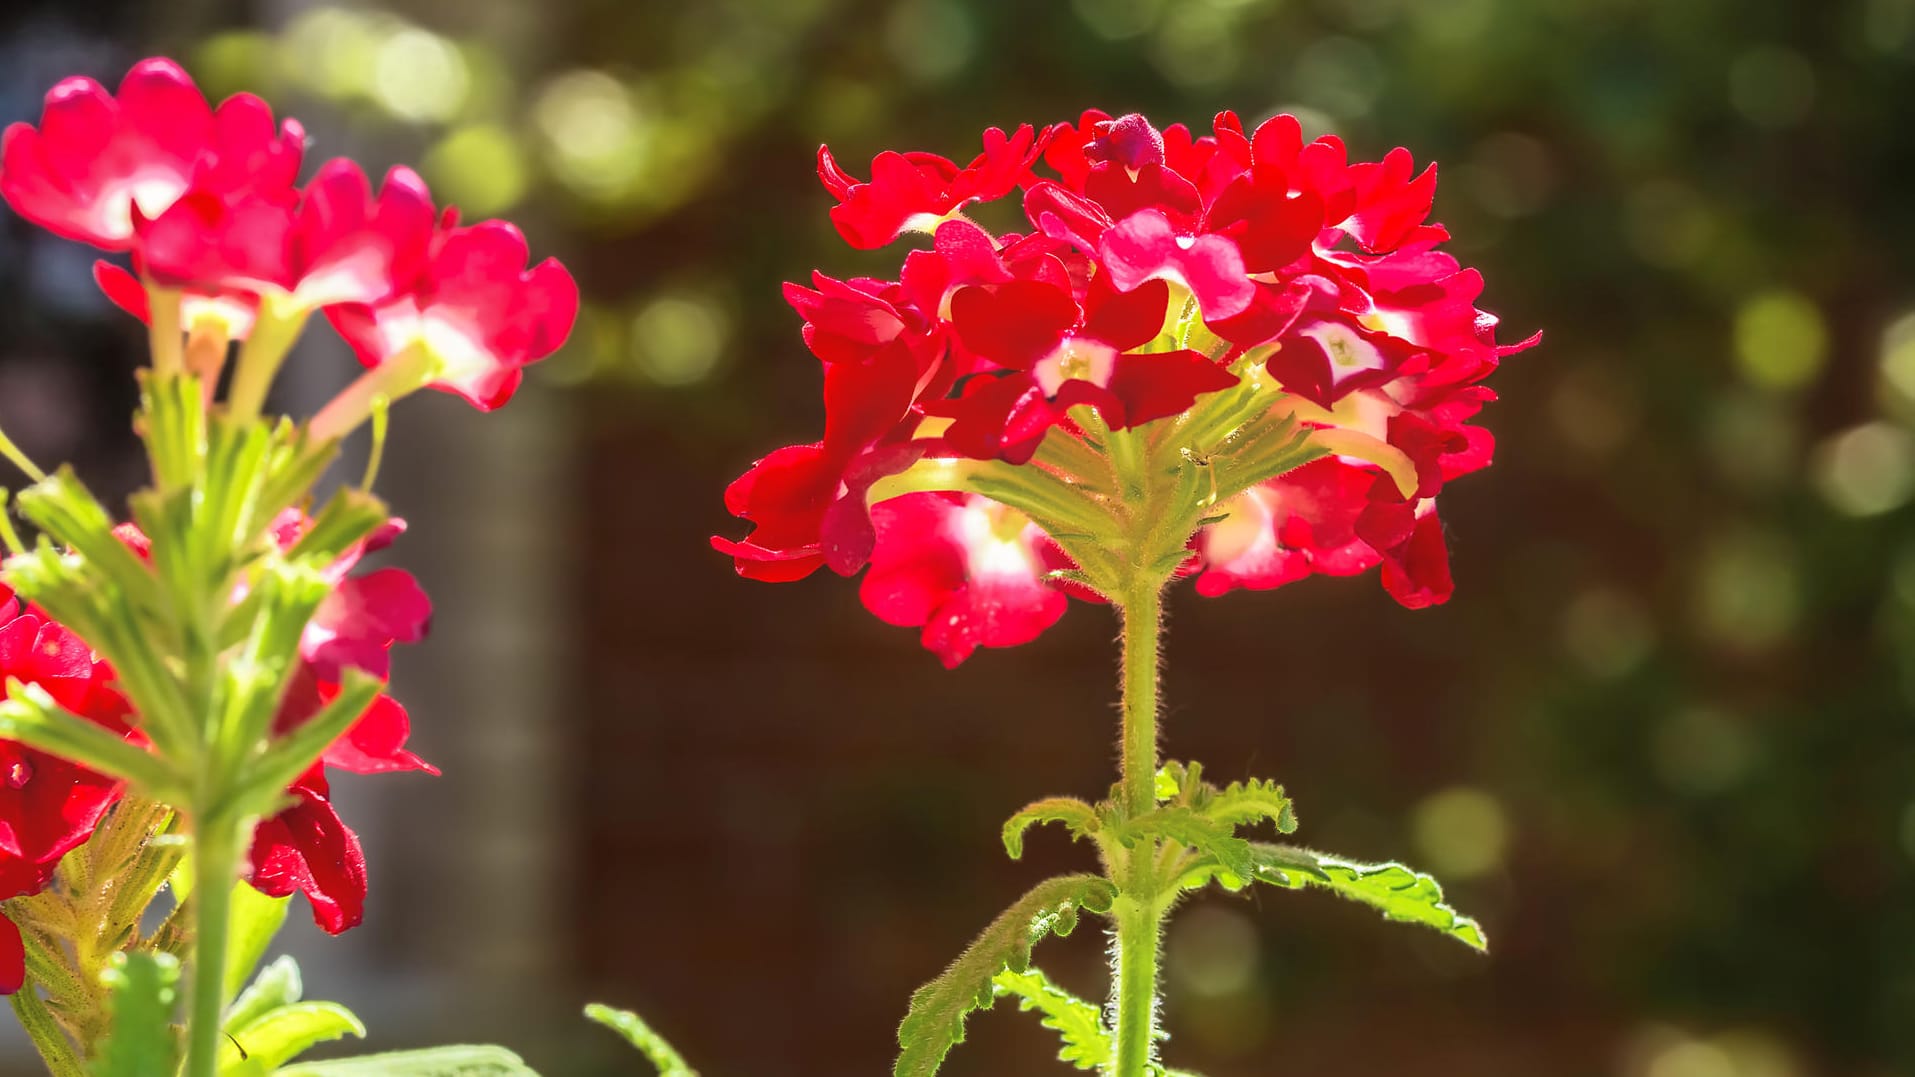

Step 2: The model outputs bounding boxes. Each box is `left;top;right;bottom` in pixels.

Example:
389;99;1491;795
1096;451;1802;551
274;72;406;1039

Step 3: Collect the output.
1110;583;1165;1077
183;814;239;1077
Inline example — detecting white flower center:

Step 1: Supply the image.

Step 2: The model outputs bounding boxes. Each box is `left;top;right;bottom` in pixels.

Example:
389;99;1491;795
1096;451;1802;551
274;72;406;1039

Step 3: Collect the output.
1033;337;1116;397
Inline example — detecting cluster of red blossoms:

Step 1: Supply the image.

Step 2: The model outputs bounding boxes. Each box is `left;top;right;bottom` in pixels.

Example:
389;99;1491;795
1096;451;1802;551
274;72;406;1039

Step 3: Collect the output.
1;58;577;409
718;111;1536;667
0;57;577;990
0;518;430;991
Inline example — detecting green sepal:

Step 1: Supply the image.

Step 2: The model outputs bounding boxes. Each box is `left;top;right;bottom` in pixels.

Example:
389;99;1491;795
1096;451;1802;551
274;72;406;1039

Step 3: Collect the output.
224;954;300;1033
137;371;208;493
273;1046;539;1076
0;682;185;801
252;424;340;530
11;468;165;615
1243;844;1488;952
583;1003;698;1076
218;669;380;821
990;967;1108;1070
219;1000;365;1074
95;951;183;1077
894;874;1115;1077
284;488;388;569
1001;797;1099;860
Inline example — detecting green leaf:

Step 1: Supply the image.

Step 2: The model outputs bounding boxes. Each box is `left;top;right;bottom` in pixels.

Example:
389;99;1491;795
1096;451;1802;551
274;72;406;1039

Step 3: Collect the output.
221;670;380;819
0;684;184;800
895;874;1115;1077
224;955;301;1034
273;1045;538;1076
224;885;292;1004
1247;844;1488;952
990;968;1108;1070
1152;761;1209;807
1001;797;1099;860
95;951;182;1077
1202;778;1297;835
583;1004;698;1076
220;1000;364;1073
1125;806;1251;881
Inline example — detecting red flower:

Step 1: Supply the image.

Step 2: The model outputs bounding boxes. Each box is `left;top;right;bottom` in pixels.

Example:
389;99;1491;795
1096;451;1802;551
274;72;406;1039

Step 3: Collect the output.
271;513;432;680
0;596;137;994
861;494;1072;668
140;159;437;311
722;111;1534;662
326;219;580;410
818;125;1046;249
0;57;303;251
113;514;436;933
939;274;1238;463
240;517;434;931
248;672;436;934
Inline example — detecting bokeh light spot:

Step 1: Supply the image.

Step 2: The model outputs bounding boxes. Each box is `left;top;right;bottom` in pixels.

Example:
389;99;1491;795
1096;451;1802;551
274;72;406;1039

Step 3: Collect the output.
1878;311;1915;407
1733;290;1827;392
1070;0;1165;40
1624;181;1718;268
630;292;730;386
1562;587;1656;678
1647;1040;1738;1077
423;125;530;217
372;27;470;123
1291;37;1384;120
1704;391;1800;492
282;7;379;100
1695;530;1798;653
1411;787;1508;880
1167;904;1260;998
1728;47;1816;128
1152;5;1241;89
1812;422;1915;517
1465;132;1558;219
884;0;975;82
1652;707;1755;796
535;70;650;201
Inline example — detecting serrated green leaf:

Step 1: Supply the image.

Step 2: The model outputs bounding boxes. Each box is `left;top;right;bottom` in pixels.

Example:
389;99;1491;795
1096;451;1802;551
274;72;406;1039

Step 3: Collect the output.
895;874;1116;1077
95;951;181;1077
1001;797;1099;859
1153;762;1205;806
583;1003;698;1076
273;1045;537;1076
1202;778;1297;834
1248;844;1488;951
220;1000;364;1074
1126;806;1251;880
990;968;1109;1070
224;954;301;1034
224;884;292;1004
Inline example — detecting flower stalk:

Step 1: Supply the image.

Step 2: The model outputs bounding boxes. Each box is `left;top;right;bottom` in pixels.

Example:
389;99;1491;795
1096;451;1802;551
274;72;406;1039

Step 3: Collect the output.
1110;580;1166;1077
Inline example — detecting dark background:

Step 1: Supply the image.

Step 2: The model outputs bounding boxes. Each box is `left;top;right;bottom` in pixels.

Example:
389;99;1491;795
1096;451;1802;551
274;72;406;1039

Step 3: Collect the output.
2;0;1914;1074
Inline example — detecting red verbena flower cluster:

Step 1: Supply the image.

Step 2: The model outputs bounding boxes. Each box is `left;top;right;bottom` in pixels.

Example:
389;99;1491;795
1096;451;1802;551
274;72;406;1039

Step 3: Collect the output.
0;588;137;992
717;111;1536;667
121;517;432;937
0;517;435;991
1;58;577;410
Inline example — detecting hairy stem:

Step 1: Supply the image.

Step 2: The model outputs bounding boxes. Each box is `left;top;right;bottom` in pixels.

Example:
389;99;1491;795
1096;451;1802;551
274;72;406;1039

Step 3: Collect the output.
183;814;239;1077
12;988;86;1077
1110;583;1164;1077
